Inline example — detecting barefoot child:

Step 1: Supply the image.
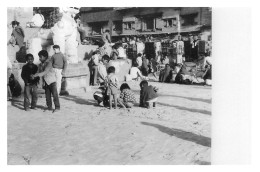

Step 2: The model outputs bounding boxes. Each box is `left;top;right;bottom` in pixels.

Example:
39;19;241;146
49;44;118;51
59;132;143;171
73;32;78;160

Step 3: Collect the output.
105;66;120;109
118;83;136;109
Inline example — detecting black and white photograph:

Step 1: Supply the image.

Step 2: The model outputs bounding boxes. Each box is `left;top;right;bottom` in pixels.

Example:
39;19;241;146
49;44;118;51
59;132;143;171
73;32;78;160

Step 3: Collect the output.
6;6;212;165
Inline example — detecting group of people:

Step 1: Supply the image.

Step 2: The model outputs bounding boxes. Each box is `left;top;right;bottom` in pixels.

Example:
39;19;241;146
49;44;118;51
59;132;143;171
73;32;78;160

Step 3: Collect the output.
8;45;67;113
93;65;159;109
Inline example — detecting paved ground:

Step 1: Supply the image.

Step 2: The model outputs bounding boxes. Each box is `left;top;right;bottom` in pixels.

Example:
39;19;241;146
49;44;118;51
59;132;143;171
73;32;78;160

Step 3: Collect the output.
7;81;211;165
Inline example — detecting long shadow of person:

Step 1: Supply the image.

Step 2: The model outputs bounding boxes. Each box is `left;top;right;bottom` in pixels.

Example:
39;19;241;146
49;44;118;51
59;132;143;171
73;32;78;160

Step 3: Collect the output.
157;102;211;115
60;95;98;106
141;122;211;147
11;99;24;110
11;99;46;110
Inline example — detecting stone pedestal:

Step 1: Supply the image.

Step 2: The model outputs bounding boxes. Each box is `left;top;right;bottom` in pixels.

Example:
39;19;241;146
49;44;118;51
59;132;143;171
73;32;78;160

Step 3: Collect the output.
61;62;89;94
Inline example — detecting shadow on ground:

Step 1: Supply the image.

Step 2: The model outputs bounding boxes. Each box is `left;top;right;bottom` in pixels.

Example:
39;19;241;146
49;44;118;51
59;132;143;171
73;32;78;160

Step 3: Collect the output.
157;102;211;115
11;99;46;111
60;95;97;106
141;122;211;147
193;160;211;165
132;90;211;104
158;94;211;104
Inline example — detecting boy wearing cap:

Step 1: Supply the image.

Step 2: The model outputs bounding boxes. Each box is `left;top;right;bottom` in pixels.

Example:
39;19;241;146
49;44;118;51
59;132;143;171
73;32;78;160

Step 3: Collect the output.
51;45;67;94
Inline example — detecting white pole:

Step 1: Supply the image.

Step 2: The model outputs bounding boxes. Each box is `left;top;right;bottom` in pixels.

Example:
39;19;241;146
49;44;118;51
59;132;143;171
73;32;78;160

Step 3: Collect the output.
177;15;181;35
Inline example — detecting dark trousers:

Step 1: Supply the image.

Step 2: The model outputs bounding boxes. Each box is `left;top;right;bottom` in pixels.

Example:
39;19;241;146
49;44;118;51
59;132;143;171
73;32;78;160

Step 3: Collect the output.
90;66;98;86
24;84;38;109
45;82;60;110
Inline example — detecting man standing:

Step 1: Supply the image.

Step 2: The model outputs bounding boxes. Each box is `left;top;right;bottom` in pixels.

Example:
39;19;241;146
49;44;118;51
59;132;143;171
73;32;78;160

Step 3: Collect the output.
97;55;109;85
176;35;184;64
191;35;199;60
51;45;67;94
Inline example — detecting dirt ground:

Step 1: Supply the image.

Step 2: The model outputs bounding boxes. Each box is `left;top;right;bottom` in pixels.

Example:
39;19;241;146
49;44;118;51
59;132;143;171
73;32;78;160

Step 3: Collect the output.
7;81;211;165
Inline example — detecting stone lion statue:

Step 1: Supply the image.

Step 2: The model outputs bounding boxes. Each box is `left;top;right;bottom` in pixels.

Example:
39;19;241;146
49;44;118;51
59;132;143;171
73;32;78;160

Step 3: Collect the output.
50;7;80;63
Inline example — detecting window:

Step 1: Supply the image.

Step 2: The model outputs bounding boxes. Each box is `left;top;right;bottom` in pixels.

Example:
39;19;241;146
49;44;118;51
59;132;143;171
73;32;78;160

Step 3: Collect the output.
123;22;134;30
113;21;122;31
181;13;198;26
92;25;102;35
89;21;108;35
163;18;177;28
143;18;155;31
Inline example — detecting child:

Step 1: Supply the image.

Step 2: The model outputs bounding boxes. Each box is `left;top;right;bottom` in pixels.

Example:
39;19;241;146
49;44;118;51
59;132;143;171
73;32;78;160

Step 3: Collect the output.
51;45;67;94
21;54;39;111
129;61;145;81
93;83;109;107
105;66;120;109
33;50;60;113
118;83;136;109
8;73;22;98
139;80;159;109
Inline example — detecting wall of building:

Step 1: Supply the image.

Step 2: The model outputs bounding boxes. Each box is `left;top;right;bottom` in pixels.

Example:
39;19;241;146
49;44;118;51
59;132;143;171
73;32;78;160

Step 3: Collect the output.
80;7;211;37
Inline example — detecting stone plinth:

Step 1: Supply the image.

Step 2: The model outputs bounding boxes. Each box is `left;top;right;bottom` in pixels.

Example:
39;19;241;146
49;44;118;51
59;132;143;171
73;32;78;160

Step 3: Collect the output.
61;62;89;93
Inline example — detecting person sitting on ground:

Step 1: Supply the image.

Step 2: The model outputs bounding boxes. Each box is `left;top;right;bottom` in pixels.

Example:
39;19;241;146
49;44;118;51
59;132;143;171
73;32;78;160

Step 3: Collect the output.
139;80;159;109
8;73;22;98
175;64;194;85
105;66;120;109
159;63;172;83
129;61;145;81
203;60;212;86
26;9;45;28
93;82;109;107
21;54;39;111
118;83;137;109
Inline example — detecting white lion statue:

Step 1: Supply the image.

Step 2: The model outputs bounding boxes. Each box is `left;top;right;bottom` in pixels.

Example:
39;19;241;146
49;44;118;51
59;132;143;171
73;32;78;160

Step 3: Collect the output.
50;7;80;63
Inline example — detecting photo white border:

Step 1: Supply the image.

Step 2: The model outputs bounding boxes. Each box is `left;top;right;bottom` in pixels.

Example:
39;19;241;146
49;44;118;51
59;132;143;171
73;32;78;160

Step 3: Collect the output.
1;0;259;171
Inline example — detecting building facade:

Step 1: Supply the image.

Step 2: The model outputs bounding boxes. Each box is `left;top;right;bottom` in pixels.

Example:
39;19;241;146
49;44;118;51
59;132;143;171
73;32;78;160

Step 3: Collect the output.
80;7;212;40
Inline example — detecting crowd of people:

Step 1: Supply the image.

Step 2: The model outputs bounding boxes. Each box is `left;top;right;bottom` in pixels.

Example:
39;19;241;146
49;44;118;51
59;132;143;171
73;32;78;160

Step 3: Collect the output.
7;16;211;112
88;29;212;87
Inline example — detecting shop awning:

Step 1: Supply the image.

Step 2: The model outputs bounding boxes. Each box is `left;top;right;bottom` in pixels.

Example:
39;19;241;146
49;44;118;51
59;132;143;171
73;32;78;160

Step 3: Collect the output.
123;17;136;22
